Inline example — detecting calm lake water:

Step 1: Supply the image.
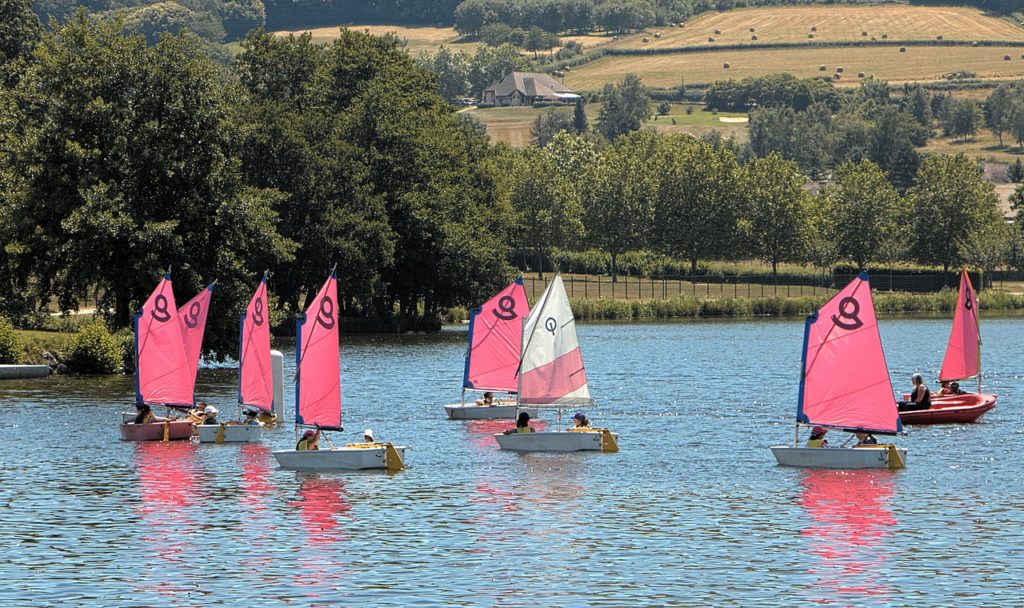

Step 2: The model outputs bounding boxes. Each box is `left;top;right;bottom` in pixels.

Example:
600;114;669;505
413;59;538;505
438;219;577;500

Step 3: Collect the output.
1;317;1023;606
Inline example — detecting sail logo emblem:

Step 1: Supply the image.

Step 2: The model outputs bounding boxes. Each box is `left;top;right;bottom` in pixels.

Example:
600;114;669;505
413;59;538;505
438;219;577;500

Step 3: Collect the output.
183;301;202;328
316;296;336;329
151;294;172;323
831;296;863;330
544;317;557;335
252;297;265;326
492;295;518;321
964;292;973;311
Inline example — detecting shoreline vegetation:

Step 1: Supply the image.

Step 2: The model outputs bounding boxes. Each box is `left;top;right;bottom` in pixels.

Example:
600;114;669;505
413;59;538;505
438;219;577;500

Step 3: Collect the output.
10;289;1024;368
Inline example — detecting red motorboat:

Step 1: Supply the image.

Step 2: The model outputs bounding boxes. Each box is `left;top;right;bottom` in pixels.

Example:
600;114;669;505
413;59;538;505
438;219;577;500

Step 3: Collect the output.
899;393;997;425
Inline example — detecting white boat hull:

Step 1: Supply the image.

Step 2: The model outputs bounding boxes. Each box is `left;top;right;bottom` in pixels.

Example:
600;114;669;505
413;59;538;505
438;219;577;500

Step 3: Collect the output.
494;430;618;452
444;403;538;420
197;423;263;443
770;445;908;469
272;444;407;470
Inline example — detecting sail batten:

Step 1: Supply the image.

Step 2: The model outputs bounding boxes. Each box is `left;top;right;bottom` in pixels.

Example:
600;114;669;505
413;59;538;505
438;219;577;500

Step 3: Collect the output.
464;279;529;392
135;274;193;407
518;275;594;407
295;273;341;429
939;269;981;382
796;272;901;434
239;278;274;412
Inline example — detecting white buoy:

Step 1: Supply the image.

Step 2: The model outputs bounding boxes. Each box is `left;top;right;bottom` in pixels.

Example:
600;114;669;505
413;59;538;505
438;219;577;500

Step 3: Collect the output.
271;350;285;420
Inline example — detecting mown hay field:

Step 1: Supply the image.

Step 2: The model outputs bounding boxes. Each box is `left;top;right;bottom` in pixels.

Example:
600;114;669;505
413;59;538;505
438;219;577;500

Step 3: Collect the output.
607;5;1024;49
271;25;478;54
565;45;1024;89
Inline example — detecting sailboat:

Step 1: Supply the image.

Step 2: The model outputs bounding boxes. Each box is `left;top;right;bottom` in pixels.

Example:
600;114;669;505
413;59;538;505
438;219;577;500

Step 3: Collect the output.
494;274;618;452
444;278;539;420
198;276;270;443
272;270;406;470
120;273;198;441
900;269;997;424
770;272;907;469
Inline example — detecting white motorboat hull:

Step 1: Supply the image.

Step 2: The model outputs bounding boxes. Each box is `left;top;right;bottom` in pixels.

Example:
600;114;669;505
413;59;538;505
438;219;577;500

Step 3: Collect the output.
444;403;538;420
494;430;618;452
272;444;407;470
197;422;263;443
770;445;907;469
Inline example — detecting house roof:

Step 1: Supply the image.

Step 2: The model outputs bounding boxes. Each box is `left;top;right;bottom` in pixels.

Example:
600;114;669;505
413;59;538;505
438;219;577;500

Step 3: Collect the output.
483;72;574;98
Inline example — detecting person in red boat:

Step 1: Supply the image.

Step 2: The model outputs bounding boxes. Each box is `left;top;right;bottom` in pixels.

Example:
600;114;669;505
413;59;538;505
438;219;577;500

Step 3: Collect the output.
898;374;931;412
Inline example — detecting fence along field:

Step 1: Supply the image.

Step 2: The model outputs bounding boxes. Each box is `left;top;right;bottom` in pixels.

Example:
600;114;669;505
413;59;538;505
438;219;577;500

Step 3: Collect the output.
564;45;1024;90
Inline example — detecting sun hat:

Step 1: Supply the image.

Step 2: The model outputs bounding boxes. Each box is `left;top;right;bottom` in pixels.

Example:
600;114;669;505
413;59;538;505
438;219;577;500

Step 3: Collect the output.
811;425;827;435
363;428;374;440
204;405;218;415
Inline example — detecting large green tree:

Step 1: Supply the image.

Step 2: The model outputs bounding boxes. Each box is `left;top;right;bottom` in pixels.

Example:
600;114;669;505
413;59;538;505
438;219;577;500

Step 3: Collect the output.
654;136;742;274
582;130;657;281
822;160;907;271
908;154;1002;273
738;153;811;275
597;73;650;141
0;16;294;357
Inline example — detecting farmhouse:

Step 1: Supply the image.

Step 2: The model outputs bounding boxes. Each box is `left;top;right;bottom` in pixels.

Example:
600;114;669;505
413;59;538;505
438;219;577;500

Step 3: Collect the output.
480;72;580;106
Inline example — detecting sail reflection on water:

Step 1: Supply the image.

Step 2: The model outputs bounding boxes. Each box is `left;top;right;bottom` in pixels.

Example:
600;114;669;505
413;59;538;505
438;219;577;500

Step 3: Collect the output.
133;441;201;599
798;469;897;603
288;474;352;599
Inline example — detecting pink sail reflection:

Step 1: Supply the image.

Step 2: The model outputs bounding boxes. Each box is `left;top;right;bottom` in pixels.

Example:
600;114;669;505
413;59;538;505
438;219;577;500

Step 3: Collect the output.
799;469;897;602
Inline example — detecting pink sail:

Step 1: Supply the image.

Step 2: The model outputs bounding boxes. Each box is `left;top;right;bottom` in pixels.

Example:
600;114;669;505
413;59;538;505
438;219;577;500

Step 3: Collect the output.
464;279;530;392
939;270;981;382
518;275;594;406
798;272;901;434
240;277;274;412
295;272;341;429
135;274;193;407
178;283;214;387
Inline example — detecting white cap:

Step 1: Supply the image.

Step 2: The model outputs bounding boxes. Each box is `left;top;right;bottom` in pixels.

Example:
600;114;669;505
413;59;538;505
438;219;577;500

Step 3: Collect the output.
363;428;374;440
204;405;218;415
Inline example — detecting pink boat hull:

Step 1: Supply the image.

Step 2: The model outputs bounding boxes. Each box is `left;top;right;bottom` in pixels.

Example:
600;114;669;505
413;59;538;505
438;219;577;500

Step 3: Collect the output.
899;393;997;425
120;420;195;441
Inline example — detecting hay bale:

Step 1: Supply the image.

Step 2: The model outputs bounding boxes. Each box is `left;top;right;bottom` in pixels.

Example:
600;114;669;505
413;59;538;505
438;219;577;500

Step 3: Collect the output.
723;62;731;69
642;36;650;43
899;47;906;52
881;33;888;39
708;36;715;42
834;73;841;80
936;35;943;40
751;35;758;40
808;33;814;39
1005;55;1012;60
836;66;843;73
819;64;827;71
811;26;817;32
653;32;661;38
749;27;755;32
714;29;721;34
861;31;868;37
858;72;865;78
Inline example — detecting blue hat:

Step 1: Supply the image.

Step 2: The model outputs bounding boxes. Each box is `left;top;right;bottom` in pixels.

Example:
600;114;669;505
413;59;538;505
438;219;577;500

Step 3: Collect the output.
573;412;587;422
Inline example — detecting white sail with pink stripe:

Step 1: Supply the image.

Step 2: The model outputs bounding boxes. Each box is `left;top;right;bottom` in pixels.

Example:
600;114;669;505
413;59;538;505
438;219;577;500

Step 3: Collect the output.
517;274;594;407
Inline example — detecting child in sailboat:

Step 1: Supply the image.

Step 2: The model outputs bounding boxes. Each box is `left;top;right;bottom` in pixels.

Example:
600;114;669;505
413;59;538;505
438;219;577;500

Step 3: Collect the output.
504;412;534;434
853;431;878;447
363;429;375;443
475;392;496;406
296;428;321;450
806;426;828;448
132;403;167;425
567;412;591;431
201;405;219;425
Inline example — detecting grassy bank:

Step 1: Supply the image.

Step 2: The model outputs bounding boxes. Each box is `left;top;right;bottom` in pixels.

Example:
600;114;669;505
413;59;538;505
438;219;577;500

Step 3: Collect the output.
14;330;75;365
566;290;1024;320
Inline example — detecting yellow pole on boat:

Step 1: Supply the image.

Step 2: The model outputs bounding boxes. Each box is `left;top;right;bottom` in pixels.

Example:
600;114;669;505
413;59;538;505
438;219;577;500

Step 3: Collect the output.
384;443;405;472
887;444;905;469
162;420;170;442
600;429;619;452
215;422;226;444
